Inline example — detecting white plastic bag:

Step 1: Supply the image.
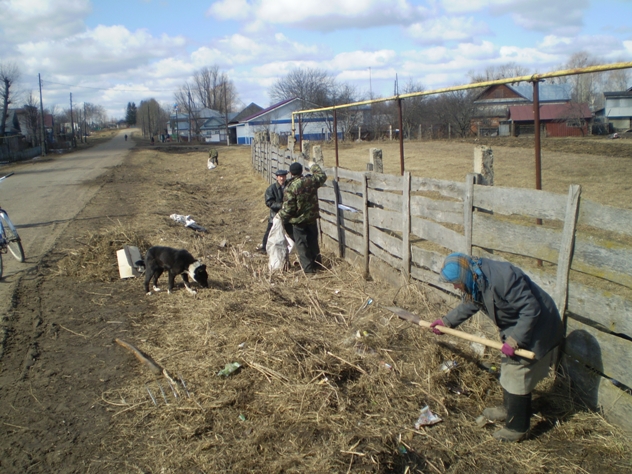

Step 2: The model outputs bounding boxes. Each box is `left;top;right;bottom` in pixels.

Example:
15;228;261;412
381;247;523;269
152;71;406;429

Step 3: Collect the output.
266;216;294;272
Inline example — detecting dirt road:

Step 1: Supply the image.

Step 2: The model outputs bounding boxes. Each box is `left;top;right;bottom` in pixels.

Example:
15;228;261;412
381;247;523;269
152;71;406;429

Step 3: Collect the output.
0;130;134;315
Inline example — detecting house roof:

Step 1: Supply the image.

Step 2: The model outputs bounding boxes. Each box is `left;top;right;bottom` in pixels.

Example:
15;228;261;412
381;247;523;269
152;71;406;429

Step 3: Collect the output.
604;89;632;98
509;103;592;121
476;83;572;103
231;103;263;123
240;97;298;122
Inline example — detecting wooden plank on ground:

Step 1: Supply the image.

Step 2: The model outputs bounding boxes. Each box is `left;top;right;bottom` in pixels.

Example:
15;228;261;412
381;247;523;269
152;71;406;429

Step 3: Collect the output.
411;216;465;252
578;199;632;237
369;226;403;259
410;176;465;200
473;185;566;221
368;207;402;233
565;318;632;390
562;353;632;436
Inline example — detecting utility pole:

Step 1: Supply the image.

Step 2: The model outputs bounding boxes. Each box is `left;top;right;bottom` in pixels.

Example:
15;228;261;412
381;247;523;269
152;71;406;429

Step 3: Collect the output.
187;91;192;142
223;81;229;146
38;73;46;156
70;93;75;147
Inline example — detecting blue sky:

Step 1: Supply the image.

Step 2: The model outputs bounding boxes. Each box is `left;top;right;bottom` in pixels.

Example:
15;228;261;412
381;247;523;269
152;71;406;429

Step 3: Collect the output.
2;0;631;119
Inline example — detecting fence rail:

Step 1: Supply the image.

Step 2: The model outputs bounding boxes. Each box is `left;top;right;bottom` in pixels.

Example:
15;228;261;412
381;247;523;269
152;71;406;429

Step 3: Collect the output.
252;133;632;435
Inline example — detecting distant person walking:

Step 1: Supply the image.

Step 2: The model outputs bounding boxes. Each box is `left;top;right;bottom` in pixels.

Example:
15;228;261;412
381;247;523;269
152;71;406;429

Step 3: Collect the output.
124;134;127;141
278;161;327;274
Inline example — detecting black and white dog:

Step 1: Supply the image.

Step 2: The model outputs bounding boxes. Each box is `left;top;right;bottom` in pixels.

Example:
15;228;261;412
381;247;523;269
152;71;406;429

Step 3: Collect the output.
136;246;208;295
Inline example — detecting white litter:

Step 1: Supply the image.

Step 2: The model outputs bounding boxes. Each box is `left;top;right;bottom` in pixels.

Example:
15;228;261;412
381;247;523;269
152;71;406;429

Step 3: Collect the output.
170;214;207;232
414;405;442;429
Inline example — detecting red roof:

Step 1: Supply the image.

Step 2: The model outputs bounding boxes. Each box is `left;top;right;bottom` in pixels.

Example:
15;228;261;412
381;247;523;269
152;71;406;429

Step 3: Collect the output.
510;103;592;121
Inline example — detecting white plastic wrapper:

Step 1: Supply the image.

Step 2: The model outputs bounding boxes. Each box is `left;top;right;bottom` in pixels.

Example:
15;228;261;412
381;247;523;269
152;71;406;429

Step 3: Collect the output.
414;405;442;429
266;216;294;272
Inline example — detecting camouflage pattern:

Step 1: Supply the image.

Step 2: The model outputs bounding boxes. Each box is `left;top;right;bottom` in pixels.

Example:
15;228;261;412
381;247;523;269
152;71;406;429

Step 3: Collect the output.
278;164;327;225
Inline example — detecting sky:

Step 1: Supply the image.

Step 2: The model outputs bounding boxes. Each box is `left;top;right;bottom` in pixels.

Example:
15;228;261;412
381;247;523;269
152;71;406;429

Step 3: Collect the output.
1;0;631;120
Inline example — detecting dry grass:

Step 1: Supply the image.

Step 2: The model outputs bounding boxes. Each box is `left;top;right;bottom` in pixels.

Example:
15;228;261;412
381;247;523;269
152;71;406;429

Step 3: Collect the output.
54;141;632;472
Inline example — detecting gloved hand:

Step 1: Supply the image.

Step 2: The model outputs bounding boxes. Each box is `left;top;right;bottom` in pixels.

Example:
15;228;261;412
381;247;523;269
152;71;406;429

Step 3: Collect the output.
429;319;446;335
501;336;519;356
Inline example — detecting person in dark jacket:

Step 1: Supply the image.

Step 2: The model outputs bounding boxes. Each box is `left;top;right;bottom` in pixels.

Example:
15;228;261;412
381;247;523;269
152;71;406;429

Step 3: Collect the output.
278;161;327;273
257;169;292;253
429;253;564;442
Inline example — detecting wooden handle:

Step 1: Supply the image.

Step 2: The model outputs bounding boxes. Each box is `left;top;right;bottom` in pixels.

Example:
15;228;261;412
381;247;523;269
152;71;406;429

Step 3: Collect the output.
384;306;536;360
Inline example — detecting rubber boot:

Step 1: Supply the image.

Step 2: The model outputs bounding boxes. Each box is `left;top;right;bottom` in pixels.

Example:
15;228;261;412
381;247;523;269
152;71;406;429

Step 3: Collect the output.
493;392;531;442
482;389;509;422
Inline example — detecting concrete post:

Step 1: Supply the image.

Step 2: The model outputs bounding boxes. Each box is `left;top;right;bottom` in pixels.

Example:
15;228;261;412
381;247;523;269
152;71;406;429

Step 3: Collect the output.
312;145;324;166
473;146;494;186
369;148;383;173
301;139;310;154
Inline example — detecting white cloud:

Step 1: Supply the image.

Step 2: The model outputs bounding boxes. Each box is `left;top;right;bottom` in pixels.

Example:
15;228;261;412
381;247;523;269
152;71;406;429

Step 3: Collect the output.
327;50;397;70
0;0;91;44
207;0;429;31
17;25;187;76
440;0;590;35
406;16;490;45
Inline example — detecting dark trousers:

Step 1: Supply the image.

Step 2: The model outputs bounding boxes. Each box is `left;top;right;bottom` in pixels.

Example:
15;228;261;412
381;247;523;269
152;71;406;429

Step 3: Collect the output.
262;220;293;249
292;222;320;273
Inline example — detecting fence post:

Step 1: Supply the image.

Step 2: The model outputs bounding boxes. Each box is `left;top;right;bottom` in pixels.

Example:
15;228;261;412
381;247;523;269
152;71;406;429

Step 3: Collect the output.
473;146;494;186
463;173;477;255
369;148;383;173
333;167;343;258
402;171;411;280
555;184;581;317
362;173;370;279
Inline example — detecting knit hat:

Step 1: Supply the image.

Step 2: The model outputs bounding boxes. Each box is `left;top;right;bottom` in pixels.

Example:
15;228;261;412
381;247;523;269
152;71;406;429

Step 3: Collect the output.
289;162;303;175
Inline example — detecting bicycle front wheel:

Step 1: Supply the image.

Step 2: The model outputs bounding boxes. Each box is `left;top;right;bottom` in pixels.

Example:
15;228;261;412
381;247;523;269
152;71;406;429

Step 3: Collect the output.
0;212;25;263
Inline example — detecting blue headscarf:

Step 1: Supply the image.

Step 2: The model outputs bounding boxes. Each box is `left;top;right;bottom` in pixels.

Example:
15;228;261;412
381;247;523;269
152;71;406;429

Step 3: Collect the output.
440;253;484;301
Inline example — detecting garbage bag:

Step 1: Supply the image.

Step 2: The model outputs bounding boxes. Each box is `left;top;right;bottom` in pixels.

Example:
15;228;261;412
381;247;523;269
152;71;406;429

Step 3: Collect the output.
266;216;293;272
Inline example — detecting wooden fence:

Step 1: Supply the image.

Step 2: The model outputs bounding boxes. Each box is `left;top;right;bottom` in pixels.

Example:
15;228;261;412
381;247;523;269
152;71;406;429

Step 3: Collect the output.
251;132;632;435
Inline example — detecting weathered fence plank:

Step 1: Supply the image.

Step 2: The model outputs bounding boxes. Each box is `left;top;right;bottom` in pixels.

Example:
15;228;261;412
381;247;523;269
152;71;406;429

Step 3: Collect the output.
367;173;403;191
473;185;566;220
565;318;632;392
410;247;446;274
368;189;402;212
555;185;581;316
562;353;632;435
410;195;463;225
410;176;465;199
411;216;465;252
578;199;632;236
369;226;403;259
368;207;402;233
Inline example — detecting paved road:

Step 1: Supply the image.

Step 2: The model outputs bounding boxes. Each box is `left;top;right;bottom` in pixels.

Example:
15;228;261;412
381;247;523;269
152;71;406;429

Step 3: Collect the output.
0;130;135;313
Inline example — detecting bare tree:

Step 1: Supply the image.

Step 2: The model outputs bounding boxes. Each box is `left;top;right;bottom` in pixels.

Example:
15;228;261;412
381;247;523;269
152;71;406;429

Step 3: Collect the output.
401;79;425;139
269;67;335;107
0;62;20;136
431;90;478;138
23;91;40;145
468;62;530;83
137;99;169;138
604;67;631;92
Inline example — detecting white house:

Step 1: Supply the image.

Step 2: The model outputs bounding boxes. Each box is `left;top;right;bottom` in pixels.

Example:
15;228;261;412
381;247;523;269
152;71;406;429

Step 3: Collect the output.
604;87;632;131
229;97;338;145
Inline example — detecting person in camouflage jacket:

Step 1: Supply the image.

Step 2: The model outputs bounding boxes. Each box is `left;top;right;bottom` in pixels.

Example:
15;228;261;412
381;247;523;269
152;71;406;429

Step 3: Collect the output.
278;161;327;273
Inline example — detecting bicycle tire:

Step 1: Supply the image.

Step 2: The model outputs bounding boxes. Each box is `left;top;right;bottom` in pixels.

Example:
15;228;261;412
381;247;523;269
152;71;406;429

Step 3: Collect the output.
0;212;25;263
